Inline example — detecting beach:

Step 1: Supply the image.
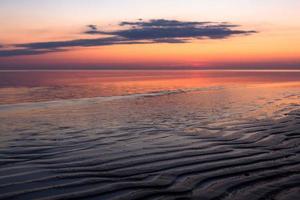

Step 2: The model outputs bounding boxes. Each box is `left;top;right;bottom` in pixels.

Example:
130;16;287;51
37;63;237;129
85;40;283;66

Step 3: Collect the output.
0;70;300;200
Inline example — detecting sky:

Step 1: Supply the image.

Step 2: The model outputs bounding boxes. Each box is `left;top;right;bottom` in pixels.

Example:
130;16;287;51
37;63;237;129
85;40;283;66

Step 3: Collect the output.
0;0;300;69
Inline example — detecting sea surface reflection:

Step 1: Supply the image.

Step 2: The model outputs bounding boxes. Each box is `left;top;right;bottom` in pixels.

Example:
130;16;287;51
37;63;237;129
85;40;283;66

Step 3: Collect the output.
1;70;300;105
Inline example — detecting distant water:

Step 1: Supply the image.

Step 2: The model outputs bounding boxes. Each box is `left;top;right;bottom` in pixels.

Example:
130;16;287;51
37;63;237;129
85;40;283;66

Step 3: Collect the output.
1;70;300;105
0;70;300;200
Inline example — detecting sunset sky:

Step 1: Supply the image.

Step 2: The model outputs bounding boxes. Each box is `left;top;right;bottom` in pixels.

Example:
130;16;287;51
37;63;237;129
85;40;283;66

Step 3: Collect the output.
0;0;300;69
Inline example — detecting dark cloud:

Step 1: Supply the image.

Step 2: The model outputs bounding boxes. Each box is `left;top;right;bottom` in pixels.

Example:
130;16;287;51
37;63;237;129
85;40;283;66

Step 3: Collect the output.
119;19;211;28
0;48;66;57
0;38;153;57
153;38;187;43
0;19;257;57
16;37;140;49
86;19;255;40
87;24;97;31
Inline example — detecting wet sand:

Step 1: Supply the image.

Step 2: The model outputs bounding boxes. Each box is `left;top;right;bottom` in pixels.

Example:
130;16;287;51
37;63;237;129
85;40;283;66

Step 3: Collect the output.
0;84;299;200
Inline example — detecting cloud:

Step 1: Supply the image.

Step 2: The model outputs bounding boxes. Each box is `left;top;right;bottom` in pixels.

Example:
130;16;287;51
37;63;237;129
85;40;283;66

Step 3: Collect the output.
16;37;147;49
87;24;97;31
119;19;211;27
86;19;256;40
0;48;66;57
0;38;154;57
0;19;257;57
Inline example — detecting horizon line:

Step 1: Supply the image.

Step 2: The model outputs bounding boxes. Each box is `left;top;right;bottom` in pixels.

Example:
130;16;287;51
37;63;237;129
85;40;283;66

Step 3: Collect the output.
1;68;300;72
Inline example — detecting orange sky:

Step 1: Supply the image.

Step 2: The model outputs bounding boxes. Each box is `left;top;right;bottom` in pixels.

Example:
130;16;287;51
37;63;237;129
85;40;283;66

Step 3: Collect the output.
0;0;300;69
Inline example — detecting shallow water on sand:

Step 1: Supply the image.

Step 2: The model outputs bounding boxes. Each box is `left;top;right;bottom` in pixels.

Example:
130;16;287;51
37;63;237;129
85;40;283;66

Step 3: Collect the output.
0;70;300;200
1;70;300;105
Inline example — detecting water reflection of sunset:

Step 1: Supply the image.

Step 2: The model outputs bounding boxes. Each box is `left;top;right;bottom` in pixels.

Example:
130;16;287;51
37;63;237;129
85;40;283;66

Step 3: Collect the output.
1;70;300;105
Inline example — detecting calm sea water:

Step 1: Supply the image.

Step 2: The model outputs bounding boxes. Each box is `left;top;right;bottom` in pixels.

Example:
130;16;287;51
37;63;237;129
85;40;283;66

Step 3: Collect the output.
0;70;300;105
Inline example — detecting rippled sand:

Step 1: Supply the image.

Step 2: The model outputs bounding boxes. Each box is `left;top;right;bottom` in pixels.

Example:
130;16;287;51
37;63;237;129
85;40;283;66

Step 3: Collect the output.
0;84;300;200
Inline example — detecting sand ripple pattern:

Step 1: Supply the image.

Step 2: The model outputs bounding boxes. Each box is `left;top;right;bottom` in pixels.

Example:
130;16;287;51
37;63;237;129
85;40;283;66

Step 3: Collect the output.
0;93;300;200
